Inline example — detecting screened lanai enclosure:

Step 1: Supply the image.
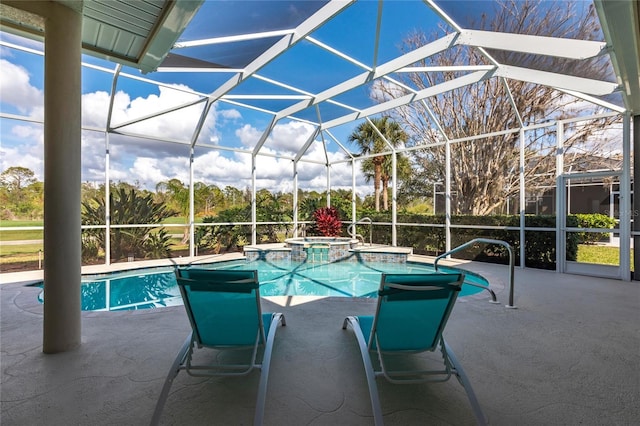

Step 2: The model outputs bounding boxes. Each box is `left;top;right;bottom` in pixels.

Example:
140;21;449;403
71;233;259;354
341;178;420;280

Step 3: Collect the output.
0;1;638;350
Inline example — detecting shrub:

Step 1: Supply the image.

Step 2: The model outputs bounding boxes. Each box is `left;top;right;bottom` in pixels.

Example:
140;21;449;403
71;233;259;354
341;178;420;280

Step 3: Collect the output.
312;207;342;237
358;213;584;270
81;229;101;263
198;206;251;253
145;229;172;259
575;213;616;244
81;187;175;262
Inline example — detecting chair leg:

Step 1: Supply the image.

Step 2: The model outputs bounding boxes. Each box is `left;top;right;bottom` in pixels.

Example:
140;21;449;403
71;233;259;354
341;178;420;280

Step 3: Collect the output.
254;313;286;426
344;316;384;426
150;333;193;426
442;339;487;426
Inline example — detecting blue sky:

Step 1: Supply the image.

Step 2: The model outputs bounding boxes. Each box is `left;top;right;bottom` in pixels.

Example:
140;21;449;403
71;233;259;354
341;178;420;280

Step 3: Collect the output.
6;1;609;195
0;1;448;195
0;30;347;193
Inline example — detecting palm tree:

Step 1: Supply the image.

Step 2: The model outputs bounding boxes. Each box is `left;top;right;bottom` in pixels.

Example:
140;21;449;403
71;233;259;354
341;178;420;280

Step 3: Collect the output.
348;117;408;211
155;179;188;216
156;178;188;242
362;153;412;211
256;190;291;243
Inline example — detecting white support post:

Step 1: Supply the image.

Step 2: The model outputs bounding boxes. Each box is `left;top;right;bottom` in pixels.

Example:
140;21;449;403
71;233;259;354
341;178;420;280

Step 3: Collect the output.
555;122;565;273
251;154;257;245
352;159;357;235
634;115;640;280
445;138;452;254
42;2;83;354
105;133;111;265
619;114;631;281
293;160;299;237
189;148;195;258
326;163;331;208
392;151;397;246
433;182;437;214
519;129;526;268
104;65;120;266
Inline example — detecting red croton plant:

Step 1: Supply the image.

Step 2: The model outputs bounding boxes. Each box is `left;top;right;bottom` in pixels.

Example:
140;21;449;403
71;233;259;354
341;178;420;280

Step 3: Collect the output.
312;207;342;237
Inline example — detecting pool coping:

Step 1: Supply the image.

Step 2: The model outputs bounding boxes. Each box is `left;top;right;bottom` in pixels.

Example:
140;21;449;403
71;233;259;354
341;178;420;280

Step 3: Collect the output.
0;251;477;285
0;250;485;290
0;253;247;285
2;251;500;312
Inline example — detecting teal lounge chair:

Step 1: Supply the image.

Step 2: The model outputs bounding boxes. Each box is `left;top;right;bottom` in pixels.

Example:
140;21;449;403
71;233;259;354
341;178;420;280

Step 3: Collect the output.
151;268;286;426
342;273;486;426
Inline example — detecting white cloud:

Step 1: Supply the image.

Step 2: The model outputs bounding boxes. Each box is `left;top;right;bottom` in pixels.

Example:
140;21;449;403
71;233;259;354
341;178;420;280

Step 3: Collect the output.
194;120;373;194
109;85;209;142
235;120;317;155
0;144;43;181
11;124;41;141
187;132;370;195
269;121;315;153
235;124;263;148
0;59;42;115
219;108;241;120
82;91;111;128
129;157;175;188
81;131;107;182
0;56;373;196
254;154;294;180
0;124;44;179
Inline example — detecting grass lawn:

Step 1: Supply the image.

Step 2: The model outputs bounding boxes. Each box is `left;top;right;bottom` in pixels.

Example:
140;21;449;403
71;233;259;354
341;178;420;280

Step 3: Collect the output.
0;220;43;241
162;217;188;225
0;241;188;266
0;243;43;265
0;220;43;227
162;216;207;224
576;244;634;271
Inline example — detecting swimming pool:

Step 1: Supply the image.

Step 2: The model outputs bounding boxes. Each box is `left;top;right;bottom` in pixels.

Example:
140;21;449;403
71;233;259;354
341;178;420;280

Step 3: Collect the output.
33;259;490;311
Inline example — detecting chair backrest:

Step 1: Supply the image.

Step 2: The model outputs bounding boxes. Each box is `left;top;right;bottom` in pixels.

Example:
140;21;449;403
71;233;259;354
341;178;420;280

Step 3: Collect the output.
371;273;464;352
175;268;264;347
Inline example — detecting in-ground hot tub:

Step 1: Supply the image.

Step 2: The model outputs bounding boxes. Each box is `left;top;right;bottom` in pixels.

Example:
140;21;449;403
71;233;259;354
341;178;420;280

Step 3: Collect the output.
243;238;412;263
285;237;359;262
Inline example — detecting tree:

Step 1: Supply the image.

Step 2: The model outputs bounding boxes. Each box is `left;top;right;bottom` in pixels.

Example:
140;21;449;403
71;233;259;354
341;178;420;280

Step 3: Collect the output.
223;186;245;209
199;206;252;254
81;182;105;207
256;189;291;243
155;178;188;242
0;166;37;190
361;151;412;211
298;190;353;223
0;167;42;219
373;0;617;215
194;182;224;215
329;189;357;219
348;117;408;211
155;179;188;216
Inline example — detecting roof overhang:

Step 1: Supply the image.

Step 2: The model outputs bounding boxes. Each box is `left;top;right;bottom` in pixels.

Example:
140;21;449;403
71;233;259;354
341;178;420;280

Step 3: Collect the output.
595;0;640;114
0;0;203;73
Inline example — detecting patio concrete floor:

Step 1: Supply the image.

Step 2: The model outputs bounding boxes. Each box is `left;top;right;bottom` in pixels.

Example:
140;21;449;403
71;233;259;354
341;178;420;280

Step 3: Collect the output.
1;256;638;425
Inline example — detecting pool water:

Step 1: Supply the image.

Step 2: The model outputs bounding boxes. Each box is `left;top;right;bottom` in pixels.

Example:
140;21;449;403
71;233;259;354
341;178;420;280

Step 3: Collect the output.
34;259;489;311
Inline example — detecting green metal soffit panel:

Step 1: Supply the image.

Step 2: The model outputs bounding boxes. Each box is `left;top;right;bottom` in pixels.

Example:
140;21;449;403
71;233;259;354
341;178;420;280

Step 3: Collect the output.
0;0;204;73
594;0;640;114
81;0;204;73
